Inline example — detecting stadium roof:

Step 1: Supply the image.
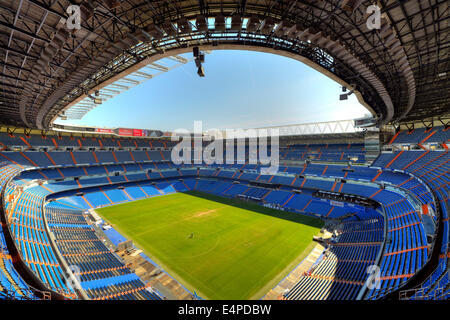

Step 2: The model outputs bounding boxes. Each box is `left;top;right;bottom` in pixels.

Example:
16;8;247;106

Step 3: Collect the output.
0;0;448;129
60;51;209;120
209;119;366;138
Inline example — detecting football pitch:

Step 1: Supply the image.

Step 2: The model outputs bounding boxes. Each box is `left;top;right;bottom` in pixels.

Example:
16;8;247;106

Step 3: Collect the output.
97;191;324;300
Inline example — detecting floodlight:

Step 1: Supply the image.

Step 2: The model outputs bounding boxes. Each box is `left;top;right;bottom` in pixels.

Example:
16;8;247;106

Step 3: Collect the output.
339;89;354;101
193;47;199;57
193;47;206;77
197;66;205;77
86;92;102;104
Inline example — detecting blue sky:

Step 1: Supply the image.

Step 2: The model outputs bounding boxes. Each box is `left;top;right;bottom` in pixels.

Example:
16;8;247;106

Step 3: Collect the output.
55;50;370;131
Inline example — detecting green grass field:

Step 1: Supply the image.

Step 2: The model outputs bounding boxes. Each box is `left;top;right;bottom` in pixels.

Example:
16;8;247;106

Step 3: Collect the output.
97;191;323;300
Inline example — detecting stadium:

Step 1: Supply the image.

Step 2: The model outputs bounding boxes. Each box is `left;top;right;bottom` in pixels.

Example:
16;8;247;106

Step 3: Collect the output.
0;0;448;303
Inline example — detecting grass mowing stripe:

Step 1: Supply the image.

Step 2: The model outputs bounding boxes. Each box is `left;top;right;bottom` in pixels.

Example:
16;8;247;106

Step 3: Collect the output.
97;191;323;299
